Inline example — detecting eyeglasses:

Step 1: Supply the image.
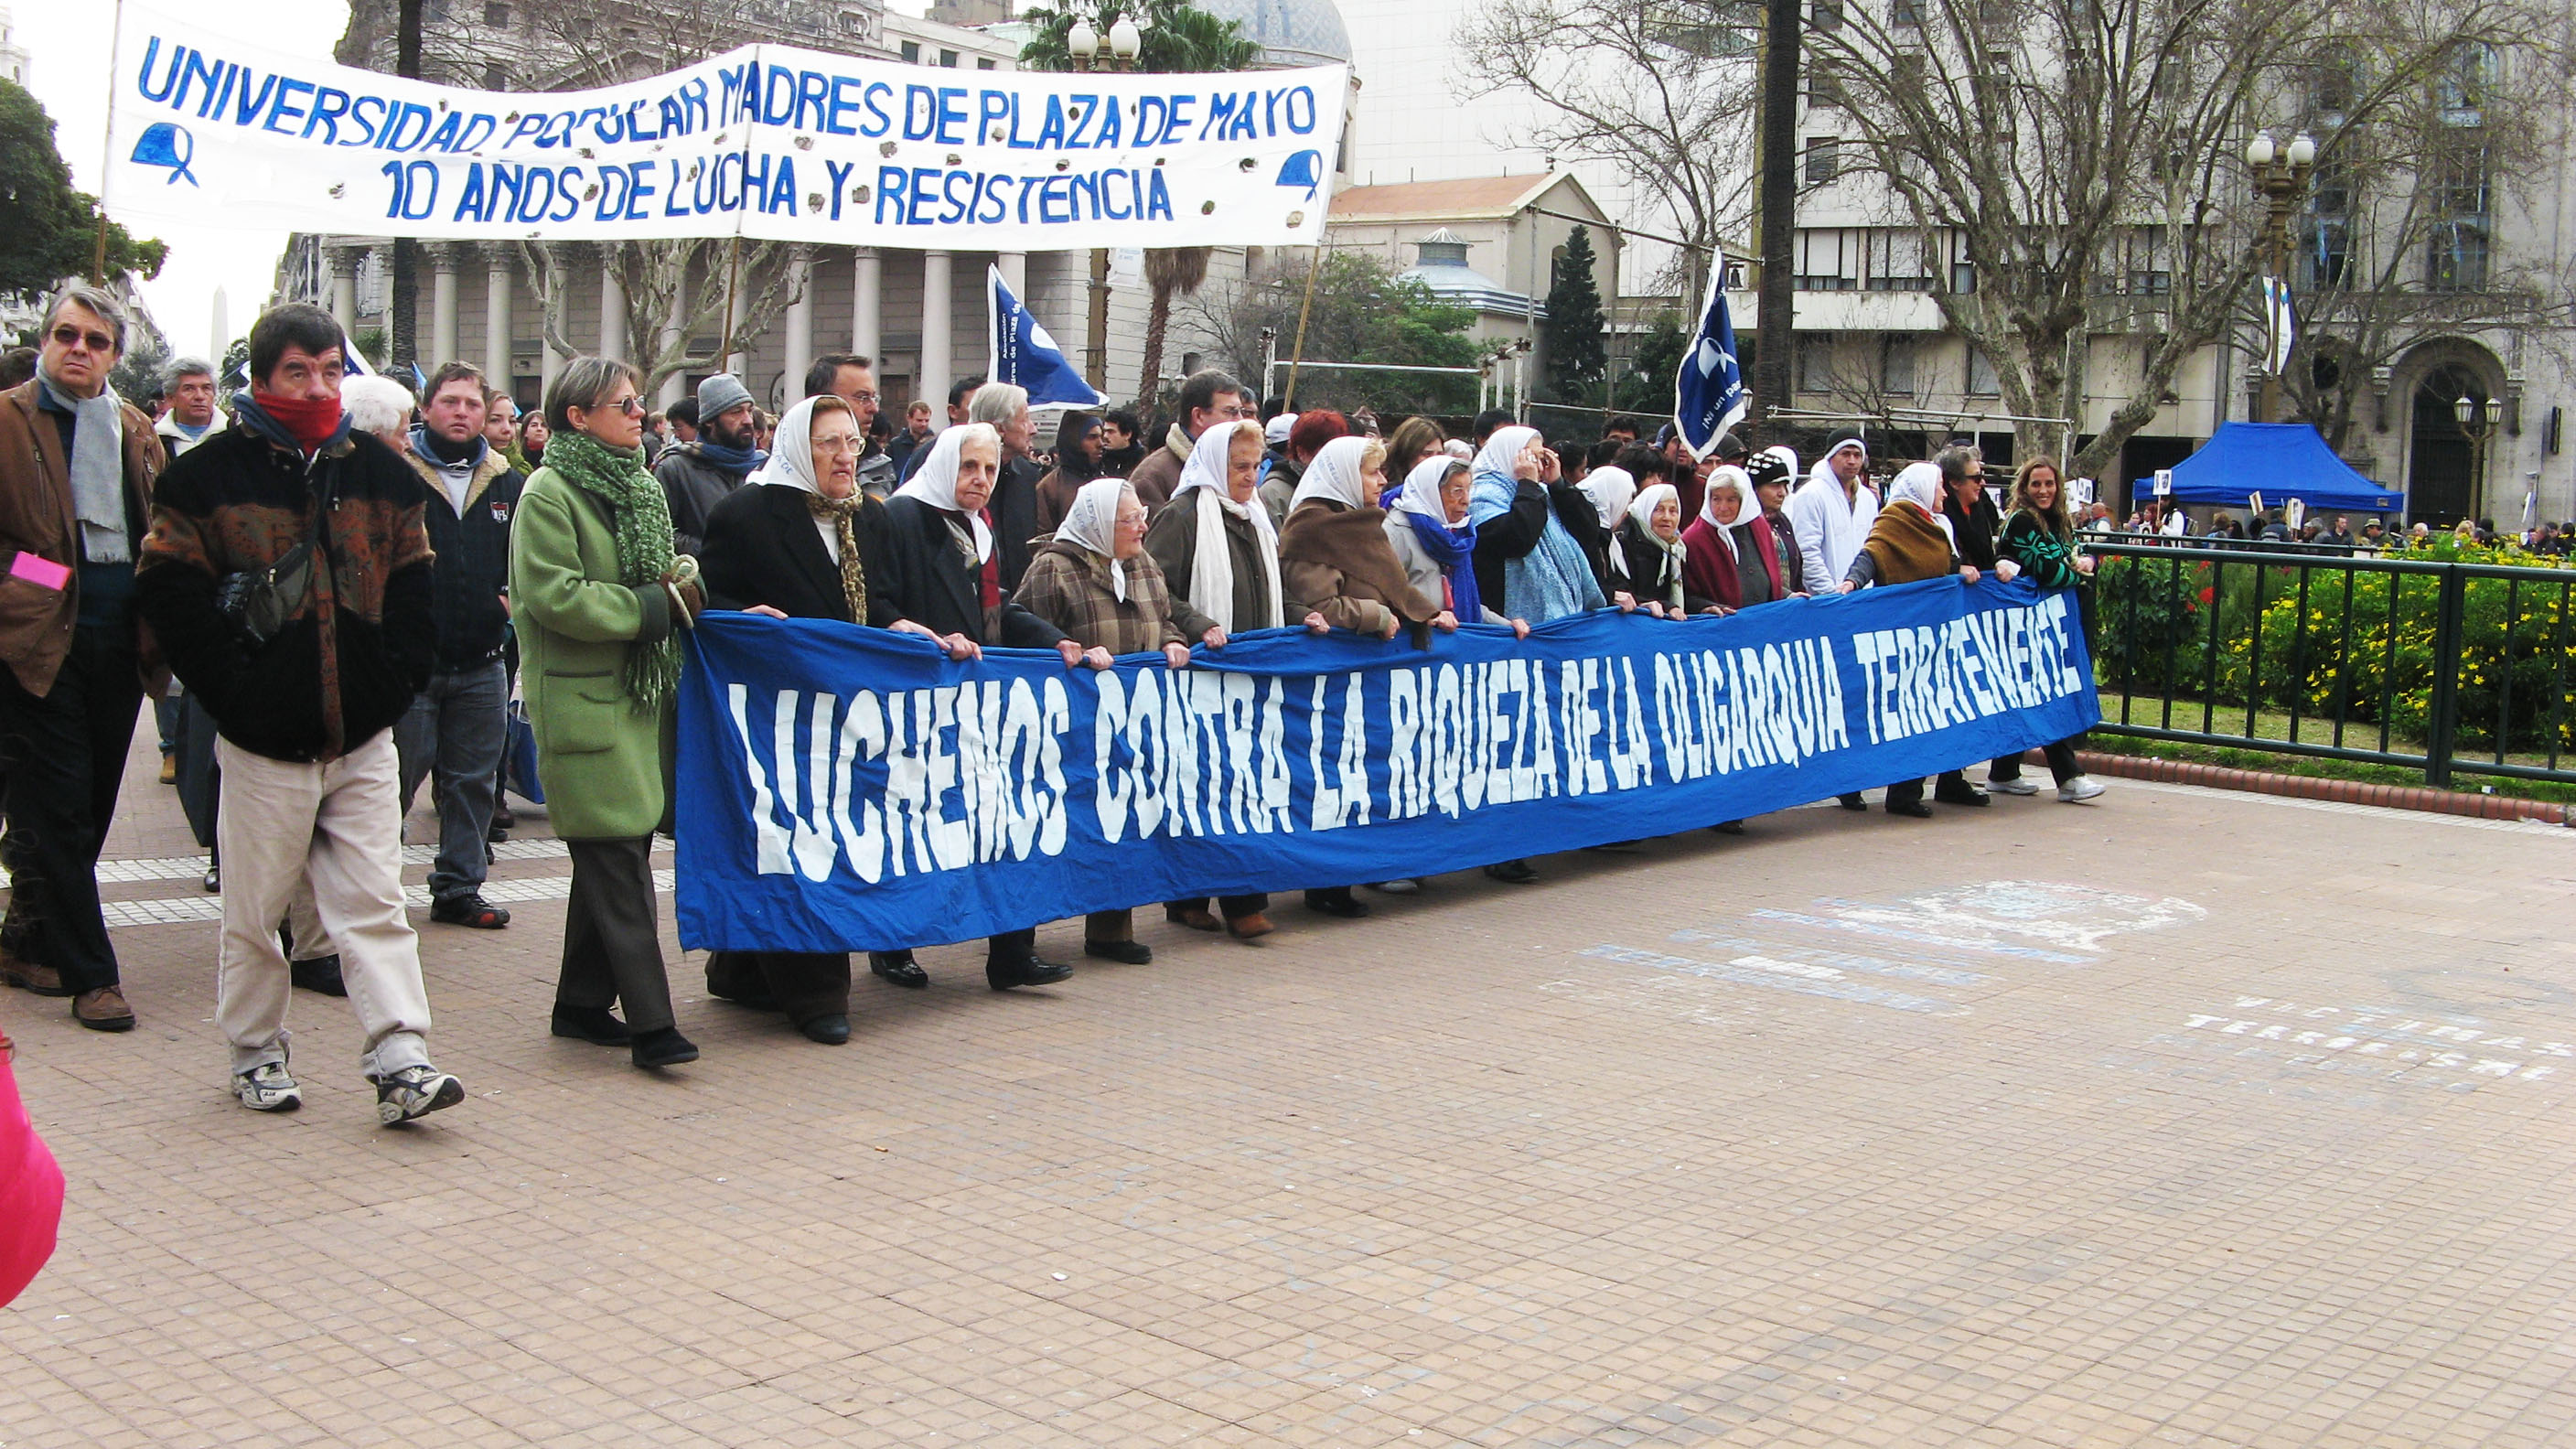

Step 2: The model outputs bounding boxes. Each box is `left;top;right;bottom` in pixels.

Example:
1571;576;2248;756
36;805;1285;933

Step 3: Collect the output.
812;434;864;454
49;325;114;353
845;391;880;405
609;396;647;416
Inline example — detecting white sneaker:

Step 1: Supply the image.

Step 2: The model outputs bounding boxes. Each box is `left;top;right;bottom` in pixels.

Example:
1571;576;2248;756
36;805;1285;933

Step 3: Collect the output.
1988;777;2042;796
2057;776;2107;804
372;1064;464;1125
234;1061;303;1112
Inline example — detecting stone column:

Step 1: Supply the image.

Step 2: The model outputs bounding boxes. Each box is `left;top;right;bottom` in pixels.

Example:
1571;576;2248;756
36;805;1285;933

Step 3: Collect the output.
851;246;882;363
430;244;461;369
328;243;362;333
919;250;952;422
996;250;1027;298
782;245;815;401
484;247;513;392
598;251;628;362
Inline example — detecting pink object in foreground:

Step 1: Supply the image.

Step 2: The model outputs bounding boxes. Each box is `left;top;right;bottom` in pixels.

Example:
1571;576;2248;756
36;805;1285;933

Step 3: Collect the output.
0;1040;64;1306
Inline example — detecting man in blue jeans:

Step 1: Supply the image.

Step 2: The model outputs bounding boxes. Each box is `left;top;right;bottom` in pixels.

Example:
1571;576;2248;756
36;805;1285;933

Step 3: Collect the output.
395;361;521;929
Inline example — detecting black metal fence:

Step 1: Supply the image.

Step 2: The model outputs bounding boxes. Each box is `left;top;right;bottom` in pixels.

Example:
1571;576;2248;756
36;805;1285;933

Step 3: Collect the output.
2086;540;2576;788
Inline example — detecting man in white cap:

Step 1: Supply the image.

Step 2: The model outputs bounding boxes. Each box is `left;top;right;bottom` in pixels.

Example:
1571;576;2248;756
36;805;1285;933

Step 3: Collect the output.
1786;428;1877;599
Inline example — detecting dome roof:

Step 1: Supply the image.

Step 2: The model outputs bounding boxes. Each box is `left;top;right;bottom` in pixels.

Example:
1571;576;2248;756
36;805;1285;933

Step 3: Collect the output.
1197;0;1352;68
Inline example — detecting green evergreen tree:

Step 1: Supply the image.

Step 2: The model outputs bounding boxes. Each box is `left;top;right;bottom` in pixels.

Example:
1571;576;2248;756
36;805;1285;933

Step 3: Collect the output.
0;81;166;305
1540;225;1606;401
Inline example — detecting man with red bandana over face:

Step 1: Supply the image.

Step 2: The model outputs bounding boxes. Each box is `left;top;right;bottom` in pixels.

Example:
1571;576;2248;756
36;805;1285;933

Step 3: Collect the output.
136;304;465;1126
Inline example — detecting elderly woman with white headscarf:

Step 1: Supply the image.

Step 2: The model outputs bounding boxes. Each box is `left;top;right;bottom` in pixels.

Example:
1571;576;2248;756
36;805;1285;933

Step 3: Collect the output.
873;422;1107;991
1837;459;1990;819
1467;424;1625;624
1575;465;1637;535
1608;482;1705;617
1014;478;1224;965
1142;417;1327;941
697;394;970;1044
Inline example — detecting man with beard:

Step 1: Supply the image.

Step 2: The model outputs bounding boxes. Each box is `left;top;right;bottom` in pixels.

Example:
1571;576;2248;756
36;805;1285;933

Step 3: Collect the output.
653;374;765;555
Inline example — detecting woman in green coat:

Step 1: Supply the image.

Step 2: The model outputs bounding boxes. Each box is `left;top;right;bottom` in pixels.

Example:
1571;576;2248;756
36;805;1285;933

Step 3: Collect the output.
510;357;708;1069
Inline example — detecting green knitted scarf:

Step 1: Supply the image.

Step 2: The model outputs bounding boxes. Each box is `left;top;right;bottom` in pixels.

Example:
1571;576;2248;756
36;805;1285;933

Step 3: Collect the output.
542;428;682;712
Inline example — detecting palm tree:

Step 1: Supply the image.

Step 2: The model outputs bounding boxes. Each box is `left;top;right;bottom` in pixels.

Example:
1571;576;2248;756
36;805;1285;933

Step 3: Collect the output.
1019;1;1262;404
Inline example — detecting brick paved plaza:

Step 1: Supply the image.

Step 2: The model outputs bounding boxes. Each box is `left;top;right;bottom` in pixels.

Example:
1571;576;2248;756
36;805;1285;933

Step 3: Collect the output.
3;741;2572;1447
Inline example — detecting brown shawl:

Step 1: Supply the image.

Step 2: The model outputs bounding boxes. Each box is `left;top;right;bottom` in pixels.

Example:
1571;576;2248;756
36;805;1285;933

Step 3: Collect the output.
1859;502;1957;586
1278;500;1441;623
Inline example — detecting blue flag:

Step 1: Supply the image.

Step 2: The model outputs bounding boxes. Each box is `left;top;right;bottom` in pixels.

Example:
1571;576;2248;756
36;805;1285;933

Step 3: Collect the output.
988;265;1105;408
1673;264;1748;462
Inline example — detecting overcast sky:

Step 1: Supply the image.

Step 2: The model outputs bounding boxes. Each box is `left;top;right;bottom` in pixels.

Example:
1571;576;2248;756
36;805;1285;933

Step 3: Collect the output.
16;0;937;363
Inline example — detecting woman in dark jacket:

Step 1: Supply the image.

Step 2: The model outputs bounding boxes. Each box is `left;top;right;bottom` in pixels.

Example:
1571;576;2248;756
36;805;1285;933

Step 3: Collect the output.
1730;447;1807;606
697;396;960;1043
1937;444;2002;574
1839;462;2001;819
874;424;1109;991
1014;478;1223;961
1609;483;1709;616
1986;456;2106;804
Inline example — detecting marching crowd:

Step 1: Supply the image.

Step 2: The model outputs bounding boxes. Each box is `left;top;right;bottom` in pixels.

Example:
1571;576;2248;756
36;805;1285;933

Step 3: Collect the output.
0;285;2103;1122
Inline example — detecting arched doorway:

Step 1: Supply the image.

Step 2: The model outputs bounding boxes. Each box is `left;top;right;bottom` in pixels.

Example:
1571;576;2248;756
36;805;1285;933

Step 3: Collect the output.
2409;365;2478;525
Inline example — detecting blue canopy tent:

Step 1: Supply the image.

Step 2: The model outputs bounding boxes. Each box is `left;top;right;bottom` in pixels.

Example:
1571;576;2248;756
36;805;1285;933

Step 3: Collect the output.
2133;423;2405;513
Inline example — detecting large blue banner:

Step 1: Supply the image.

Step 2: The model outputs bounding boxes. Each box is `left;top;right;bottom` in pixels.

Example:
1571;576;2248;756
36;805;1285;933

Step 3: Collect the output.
674;579;2100;952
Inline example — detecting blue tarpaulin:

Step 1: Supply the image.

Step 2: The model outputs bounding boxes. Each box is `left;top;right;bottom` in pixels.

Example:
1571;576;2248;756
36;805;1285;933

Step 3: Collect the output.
674;585;2101;953
2135;423;2404;512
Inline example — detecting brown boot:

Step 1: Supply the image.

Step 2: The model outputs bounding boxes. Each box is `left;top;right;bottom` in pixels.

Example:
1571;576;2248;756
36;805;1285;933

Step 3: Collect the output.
0;949;67;997
1164;904;1222;932
72;985;136;1032
1225;912;1275;941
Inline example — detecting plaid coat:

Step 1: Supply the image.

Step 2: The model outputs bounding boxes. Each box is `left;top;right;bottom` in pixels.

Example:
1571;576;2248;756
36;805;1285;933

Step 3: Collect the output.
1011;539;1217;656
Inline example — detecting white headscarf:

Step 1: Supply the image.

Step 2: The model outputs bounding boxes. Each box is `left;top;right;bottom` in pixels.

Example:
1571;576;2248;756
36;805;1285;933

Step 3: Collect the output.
1698;465;1750;558
1577;466;1637;529
1289;435;1372;511
1391;455;1467;527
1054;477;1132;602
1474;425;1540;484
752;396;824;494
1612;482;1687;605
1889;461;1945;518
1167;418;1281;630
1442;438;1475;461
892;422;1001;563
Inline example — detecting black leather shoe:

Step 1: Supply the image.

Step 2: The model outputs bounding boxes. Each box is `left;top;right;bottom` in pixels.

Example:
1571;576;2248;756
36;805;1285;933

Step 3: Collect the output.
1305;891;1370;918
290;954;347;996
1838;793;1869;811
799;1014;852;1046
1885;799;1934;819
870;951;928;988
987;955;1074;990
551;1004;631;1045
1710;821;1746;835
1085;939;1153;964
631;1026;700;1068
1483;859;1539;885
1932;778;1992;808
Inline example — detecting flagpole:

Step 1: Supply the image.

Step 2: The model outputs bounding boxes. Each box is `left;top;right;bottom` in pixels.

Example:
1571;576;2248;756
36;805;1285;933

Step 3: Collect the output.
1283;242;1322;408
91;0;128;282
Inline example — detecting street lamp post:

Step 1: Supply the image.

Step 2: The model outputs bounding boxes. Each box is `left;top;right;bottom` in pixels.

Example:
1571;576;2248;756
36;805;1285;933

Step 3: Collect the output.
1066;7;1142;395
2245;129;2316;424
2454;390;2506;525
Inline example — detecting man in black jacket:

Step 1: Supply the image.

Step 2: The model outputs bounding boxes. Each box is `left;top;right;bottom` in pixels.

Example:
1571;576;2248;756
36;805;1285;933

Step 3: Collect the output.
135;304;463;1125
394;361;521;931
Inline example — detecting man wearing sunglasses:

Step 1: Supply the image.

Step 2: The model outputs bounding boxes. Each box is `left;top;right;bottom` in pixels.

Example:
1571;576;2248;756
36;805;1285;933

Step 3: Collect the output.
0;285;166;1032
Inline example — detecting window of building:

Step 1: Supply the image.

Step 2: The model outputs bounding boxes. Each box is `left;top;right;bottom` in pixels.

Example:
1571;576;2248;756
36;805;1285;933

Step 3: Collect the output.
1804;136;1840;184
483;62;509;89
1948;231;1978;294
1891;0;1922;25
2428;222;2488;292
900;39;920;61
483;1;510;26
1880;335;1918;396
977;57;997;70
1808;61;1847;112
1797;333;1838;394
1809;0;1842;32
1966;348;2001;397
939;48;959;67
2437;43;2494;124
2307;44;2357;122
1867;230;1931;291
2122;229;2171;296
1795;229;1859;291
2302;219;2351;290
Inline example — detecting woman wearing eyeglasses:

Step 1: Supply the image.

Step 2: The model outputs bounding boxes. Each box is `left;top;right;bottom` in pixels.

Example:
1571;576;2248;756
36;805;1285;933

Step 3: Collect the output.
511;357;707;1070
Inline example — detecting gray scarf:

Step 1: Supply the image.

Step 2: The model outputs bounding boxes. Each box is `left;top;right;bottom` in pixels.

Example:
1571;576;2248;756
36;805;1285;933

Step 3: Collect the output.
38;368;129;564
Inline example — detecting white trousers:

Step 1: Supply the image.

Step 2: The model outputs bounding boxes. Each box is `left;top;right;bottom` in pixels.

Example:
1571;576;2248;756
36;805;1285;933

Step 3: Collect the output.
215;731;435;1079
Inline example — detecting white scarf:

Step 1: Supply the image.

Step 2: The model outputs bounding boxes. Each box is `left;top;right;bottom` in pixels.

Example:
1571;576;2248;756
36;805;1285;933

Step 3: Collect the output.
1889;461;1957;549
1611;482;1689;585
1697;466;1749;559
1167;418;1280;630
38;367;129;565
1577;466;1636;529
1288;435;1372;511
1054;477;1132;602
892;423;996;564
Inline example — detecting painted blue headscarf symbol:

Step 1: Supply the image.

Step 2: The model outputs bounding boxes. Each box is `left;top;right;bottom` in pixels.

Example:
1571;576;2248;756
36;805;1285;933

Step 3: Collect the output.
131;123;198;187
1275;150;1322;201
